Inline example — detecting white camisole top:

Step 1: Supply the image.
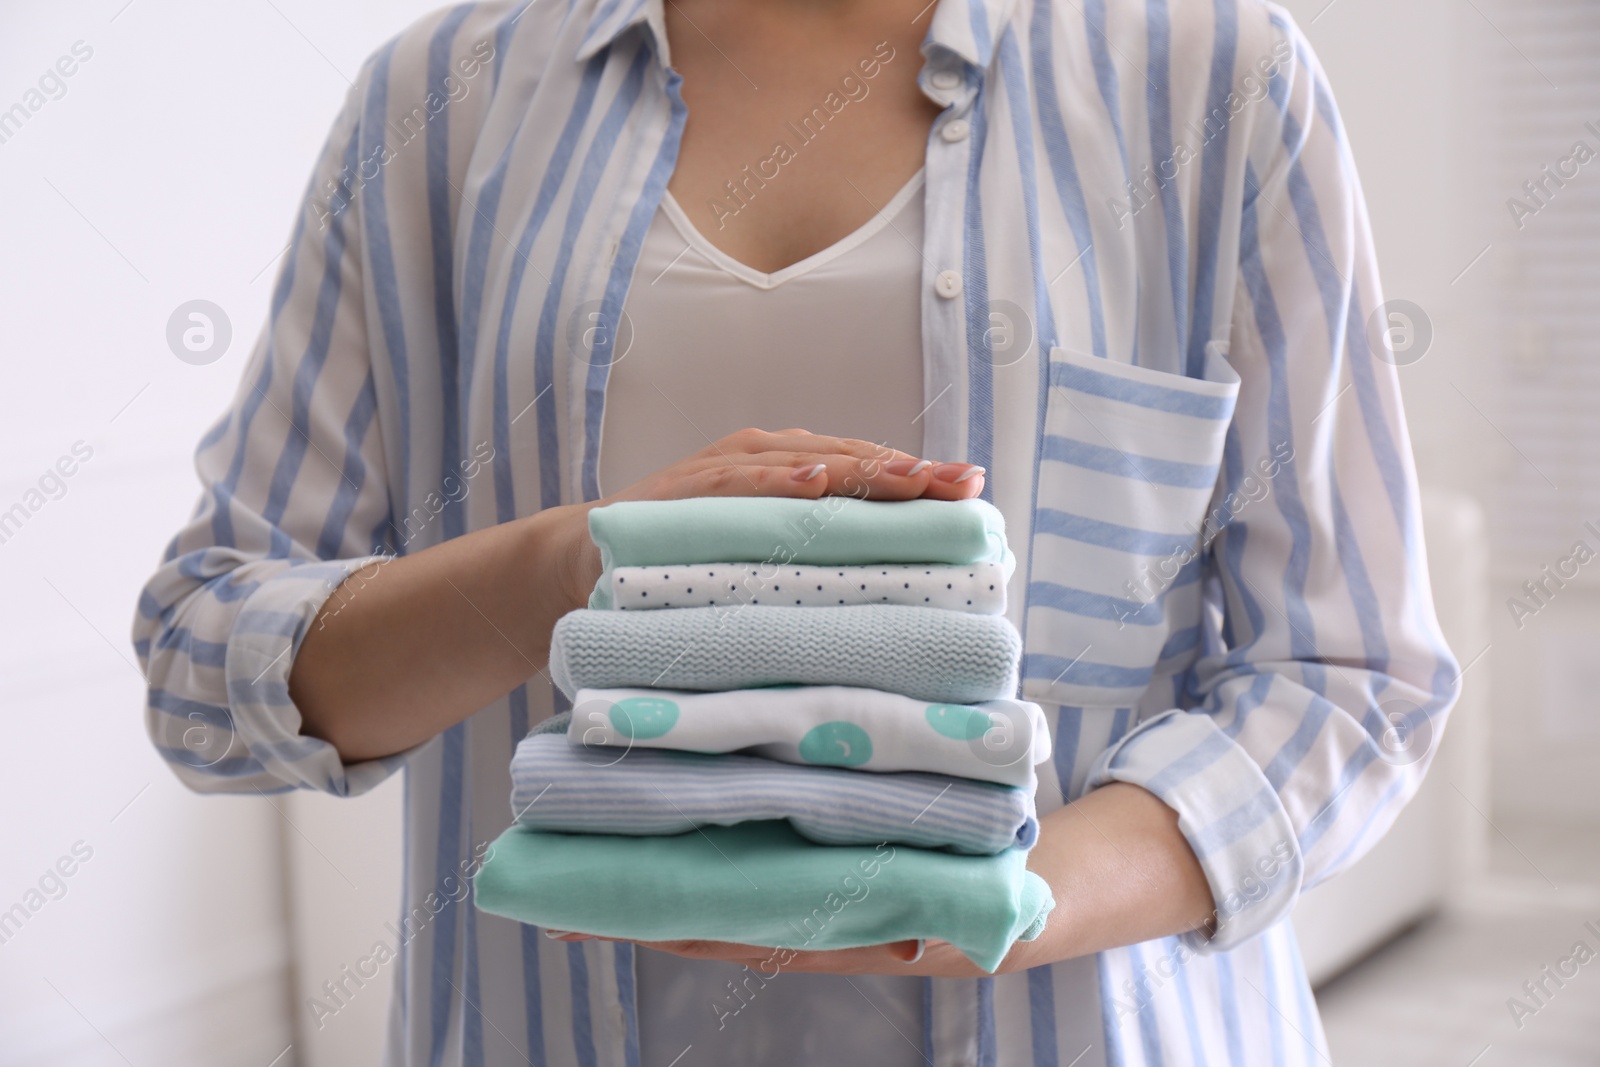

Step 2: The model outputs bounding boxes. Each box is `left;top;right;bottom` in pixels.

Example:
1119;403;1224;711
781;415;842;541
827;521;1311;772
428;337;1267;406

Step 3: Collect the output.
597;170;928;496
596;171;930;1066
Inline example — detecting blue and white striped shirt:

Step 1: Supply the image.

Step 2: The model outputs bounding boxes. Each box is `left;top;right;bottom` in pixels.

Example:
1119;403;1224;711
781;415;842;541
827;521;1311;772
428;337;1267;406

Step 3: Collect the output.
132;0;1460;1063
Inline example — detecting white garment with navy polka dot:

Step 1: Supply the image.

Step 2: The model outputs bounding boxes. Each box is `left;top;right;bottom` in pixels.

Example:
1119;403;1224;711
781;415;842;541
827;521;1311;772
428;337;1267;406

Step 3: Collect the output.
609;560;1007;613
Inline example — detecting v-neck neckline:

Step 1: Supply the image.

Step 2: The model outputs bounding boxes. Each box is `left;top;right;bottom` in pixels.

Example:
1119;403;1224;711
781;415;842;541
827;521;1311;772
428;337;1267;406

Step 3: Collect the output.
659;168;925;290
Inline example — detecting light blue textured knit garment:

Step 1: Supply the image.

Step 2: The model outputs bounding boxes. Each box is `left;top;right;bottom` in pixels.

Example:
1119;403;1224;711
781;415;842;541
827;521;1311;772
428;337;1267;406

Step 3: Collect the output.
512;716;1038;855
548;604;1023;704
586;497;1014;609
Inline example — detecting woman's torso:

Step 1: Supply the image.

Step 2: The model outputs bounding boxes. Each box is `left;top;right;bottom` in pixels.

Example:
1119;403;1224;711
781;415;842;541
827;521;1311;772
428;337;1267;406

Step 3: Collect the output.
333;2;1323;1065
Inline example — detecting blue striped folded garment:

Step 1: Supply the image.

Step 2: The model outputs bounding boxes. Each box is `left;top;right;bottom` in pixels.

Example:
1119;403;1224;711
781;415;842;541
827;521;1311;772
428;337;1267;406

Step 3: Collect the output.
511;715;1038;856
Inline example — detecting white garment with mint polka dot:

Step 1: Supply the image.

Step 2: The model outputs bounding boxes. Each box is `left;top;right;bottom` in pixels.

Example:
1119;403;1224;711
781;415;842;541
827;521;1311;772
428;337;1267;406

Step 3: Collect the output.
568;684;1050;788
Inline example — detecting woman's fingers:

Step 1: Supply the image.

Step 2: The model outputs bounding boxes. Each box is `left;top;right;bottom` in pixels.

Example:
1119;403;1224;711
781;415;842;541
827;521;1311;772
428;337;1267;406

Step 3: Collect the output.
683;431;986;501
708;428;925;472
601;937;973;975
746;452;984;502
735;430;986;500
708;427;884;460
615;427;986;503
666;460;835;500
918;462;987;501
698;450;930;500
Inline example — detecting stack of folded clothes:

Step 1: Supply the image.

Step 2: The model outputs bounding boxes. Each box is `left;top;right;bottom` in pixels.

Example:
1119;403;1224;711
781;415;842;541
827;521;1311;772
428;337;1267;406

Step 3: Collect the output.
474;497;1055;973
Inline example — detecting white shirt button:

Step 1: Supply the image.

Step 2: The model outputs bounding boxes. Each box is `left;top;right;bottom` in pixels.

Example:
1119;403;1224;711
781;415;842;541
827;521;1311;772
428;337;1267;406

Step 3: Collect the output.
930;69;962;90
935;270;963;299
941;119;970;143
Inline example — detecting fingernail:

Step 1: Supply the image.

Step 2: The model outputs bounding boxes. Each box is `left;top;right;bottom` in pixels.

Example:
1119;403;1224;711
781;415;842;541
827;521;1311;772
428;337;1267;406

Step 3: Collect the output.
884;458;933;477
900;938;926;964
933;463;985;483
544;929;582;939
791;463;827;482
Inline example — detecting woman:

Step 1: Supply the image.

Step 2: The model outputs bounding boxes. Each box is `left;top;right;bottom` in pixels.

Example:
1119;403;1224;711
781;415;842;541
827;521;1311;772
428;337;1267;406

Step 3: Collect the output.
133;0;1459;1062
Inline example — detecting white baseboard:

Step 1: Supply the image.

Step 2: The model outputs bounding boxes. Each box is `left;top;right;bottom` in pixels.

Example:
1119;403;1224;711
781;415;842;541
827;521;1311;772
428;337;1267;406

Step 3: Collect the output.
2;932;292;1067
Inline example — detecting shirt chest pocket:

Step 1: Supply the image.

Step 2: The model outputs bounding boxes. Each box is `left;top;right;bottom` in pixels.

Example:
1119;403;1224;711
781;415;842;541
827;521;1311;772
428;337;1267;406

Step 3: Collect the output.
1020;345;1240;709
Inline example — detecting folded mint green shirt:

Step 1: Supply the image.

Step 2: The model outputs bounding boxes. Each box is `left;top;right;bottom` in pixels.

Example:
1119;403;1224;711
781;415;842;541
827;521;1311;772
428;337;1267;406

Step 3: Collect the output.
473;820;1053;974
587;496;1014;609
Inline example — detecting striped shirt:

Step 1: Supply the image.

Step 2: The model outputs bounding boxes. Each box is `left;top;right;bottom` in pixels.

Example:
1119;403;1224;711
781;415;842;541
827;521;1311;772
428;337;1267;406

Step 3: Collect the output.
131;0;1460;1064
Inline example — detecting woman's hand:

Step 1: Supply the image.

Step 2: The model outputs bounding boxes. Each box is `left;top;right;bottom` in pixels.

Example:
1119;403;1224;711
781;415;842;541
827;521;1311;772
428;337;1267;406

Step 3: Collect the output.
547;782;1216;976
544;932;1018;978
614;427;985;504
552;427;986;615
295;426;982;763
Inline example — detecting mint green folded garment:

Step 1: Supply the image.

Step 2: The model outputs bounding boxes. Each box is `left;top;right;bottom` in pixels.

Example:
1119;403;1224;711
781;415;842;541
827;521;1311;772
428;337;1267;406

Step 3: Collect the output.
549;604;1022;704
473;820;1053;973
587;497;1013;609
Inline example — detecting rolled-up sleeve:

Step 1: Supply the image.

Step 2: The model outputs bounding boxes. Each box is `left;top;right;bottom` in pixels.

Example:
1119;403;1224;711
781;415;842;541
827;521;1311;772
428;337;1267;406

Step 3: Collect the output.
132;62;408;798
1084;7;1461;951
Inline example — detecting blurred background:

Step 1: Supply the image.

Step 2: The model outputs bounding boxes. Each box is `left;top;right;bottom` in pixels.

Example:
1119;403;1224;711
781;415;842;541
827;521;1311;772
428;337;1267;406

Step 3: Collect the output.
0;1;1596;1064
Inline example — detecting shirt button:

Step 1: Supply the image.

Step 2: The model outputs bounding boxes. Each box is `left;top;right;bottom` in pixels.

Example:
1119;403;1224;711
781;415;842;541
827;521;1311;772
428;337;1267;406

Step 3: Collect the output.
930;69;962;90
941;119;970;143
935;270;963;299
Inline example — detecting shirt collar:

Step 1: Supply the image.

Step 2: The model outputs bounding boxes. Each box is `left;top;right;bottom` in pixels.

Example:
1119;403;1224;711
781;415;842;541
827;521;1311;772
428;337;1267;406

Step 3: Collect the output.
575;0;663;63
575;0;1021;72
923;0;1021;71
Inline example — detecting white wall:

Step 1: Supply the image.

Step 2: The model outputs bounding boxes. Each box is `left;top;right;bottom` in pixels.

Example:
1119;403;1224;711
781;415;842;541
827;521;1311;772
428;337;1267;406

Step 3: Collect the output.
282;783;405;1066
0;3;438;1064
